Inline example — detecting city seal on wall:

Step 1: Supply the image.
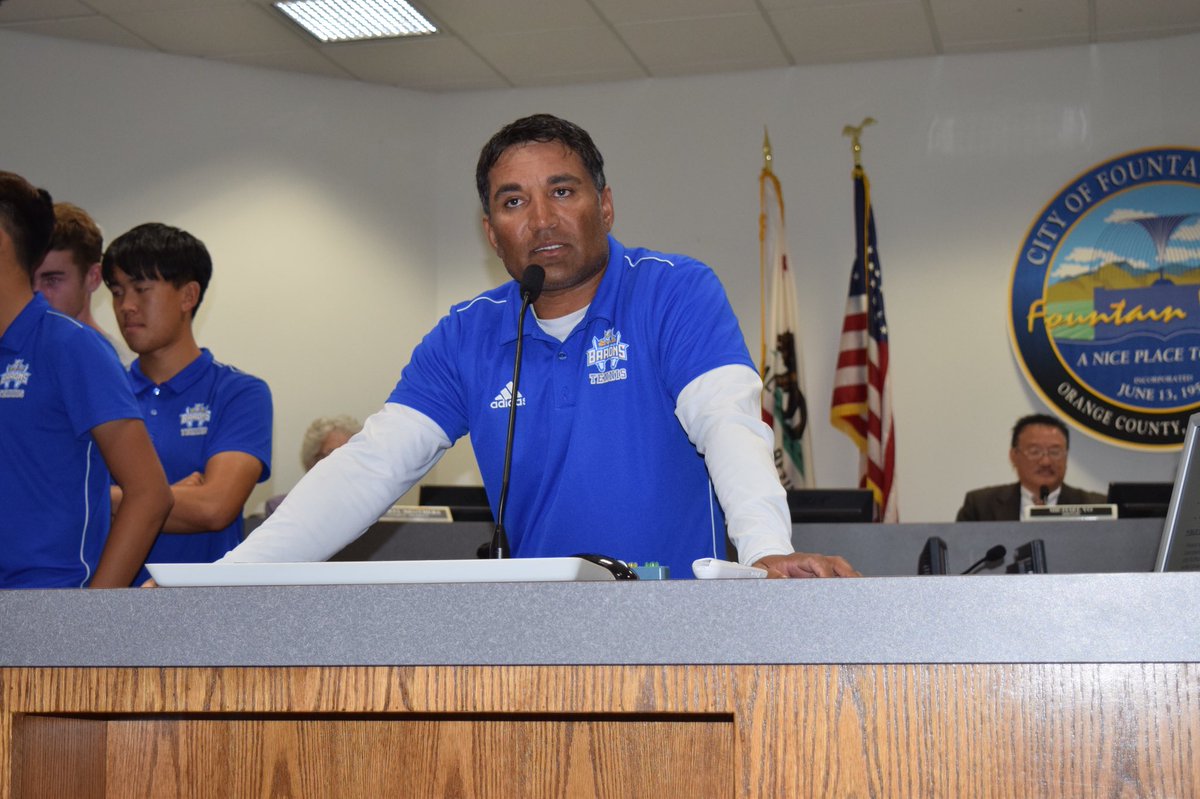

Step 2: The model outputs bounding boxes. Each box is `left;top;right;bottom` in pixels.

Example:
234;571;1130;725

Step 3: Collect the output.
1009;147;1200;450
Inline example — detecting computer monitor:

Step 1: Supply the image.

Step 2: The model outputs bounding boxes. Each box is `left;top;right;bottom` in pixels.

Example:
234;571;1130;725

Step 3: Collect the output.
1107;482;1174;518
786;489;875;523
418;485;495;523
1154;413;1200;572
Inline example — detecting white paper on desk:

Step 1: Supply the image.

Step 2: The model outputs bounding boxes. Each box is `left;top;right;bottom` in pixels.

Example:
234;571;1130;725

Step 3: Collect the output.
147;557;618;586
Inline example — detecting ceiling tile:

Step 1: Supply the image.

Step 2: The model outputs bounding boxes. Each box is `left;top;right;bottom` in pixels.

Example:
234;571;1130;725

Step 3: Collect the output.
420;0;604;37
616;14;789;74
4;0;1200;91
218;49;356;81
112;4;307;57
469;26;644;84
930;0;1088;48
590;0;760;25
757;0;894;10
0;0;95;23
0;17;154;48
82;0;244;12
320;35;508;90
767;1;936;62
1096;0;1200;36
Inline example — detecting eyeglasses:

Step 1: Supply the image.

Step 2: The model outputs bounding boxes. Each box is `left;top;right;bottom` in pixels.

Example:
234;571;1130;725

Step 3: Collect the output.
1017;446;1066;461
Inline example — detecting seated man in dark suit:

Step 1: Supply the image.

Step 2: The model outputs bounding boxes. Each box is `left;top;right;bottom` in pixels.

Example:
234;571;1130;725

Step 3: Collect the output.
957;413;1105;521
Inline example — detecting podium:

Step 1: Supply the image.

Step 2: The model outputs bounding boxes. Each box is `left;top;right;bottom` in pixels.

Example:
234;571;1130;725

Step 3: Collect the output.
3;574;1199;797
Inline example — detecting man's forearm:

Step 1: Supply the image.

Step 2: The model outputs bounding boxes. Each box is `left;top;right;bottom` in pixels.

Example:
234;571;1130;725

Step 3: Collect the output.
112;464;258;534
91;485;172;588
160;482;245;534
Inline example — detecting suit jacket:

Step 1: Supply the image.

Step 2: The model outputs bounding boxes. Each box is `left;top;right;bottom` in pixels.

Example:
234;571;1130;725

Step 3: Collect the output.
955;482;1106;522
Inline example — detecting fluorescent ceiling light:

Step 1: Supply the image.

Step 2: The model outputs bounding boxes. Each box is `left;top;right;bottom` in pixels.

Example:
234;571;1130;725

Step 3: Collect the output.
274;0;437;43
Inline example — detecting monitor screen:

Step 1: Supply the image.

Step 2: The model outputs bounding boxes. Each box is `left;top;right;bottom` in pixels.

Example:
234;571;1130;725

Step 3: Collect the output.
418;485;494;523
786;489;875;524
1107;482;1174;518
1155;413;1200;572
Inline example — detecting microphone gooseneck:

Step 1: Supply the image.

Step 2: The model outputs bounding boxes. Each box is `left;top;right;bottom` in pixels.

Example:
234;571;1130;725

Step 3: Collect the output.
961;544;1007;575
491;265;546;559
1039;485;1051;504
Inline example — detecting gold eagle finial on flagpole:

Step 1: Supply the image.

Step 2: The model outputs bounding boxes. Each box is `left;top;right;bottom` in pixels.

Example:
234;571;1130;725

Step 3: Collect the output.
841;117;876;167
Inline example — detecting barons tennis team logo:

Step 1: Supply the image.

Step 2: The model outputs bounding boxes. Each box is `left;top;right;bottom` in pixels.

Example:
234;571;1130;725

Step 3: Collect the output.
1010;146;1200;450
587;328;629;385
180;403;211;437
0;358;31;398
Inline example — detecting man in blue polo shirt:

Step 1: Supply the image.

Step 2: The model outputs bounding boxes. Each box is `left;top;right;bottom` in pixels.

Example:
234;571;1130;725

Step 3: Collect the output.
0;171;172;588
223;114;855;579
103;223;273;583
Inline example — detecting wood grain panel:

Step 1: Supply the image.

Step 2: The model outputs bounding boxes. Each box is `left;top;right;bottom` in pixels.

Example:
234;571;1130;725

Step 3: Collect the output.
96;717;731;798
11;715;106;799
3;663;1198;798
729;663;1200;798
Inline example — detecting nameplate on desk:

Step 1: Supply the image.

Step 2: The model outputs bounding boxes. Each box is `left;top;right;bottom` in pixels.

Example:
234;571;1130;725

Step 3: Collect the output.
378;504;453;523
1022;503;1118;521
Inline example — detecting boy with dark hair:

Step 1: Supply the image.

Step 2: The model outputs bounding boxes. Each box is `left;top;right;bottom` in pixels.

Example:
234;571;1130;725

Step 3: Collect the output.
0;172;172;588
103;222;273;583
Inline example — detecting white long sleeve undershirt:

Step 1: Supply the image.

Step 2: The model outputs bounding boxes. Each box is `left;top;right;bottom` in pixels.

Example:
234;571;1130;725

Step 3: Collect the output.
220;404;451;563
674;363;794;565
222;362;793;566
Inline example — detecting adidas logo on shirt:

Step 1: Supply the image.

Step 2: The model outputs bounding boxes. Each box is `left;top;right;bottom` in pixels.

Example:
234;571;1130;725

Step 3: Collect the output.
490;381;526;409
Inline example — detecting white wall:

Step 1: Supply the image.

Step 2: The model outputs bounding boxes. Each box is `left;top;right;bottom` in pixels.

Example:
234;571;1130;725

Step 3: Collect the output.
3;29;1197;520
1;30;438;510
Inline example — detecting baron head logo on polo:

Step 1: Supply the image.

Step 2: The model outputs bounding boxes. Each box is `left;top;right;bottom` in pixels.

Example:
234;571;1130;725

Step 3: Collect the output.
586;328;630;386
179;402;212;436
0;359;31;398
587;328;628;372
490;382;525;410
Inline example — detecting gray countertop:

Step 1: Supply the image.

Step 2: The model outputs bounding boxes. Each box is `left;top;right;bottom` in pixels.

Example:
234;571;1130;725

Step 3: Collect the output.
2;572;1196;667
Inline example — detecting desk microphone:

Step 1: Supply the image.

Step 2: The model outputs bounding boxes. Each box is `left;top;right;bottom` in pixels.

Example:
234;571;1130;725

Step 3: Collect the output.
961;545;1007;575
1039;485;1051;504
490;265;545;559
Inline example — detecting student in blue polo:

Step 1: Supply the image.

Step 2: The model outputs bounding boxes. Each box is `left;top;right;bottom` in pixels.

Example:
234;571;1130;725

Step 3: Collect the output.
221;114;857;580
0;171;172;588
102;223;273;584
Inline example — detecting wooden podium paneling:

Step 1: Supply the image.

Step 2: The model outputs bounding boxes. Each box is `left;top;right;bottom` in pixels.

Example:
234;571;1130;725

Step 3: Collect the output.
4;662;1198;798
4;576;1200;797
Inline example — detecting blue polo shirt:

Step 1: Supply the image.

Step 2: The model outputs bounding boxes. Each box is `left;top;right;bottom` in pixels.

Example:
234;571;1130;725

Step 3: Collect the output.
390;236;754;577
130;349;272;583
0;294;142;588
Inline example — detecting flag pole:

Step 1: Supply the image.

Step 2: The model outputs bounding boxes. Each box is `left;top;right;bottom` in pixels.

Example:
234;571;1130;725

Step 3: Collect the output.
840;117;875;168
831;115;898;521
842;118;876;356
759;127;773;374
759;130;817;489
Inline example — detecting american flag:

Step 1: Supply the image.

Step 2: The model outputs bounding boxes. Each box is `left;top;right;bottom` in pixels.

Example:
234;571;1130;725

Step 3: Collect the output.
830;165;898;522
760;159;816;490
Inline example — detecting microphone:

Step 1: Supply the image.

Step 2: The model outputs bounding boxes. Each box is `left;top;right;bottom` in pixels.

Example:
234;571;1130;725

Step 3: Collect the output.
961;545;1007;575
490;265;545;559
1039;485;1051;504
521;264;545;303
